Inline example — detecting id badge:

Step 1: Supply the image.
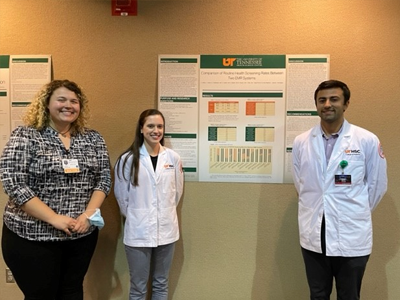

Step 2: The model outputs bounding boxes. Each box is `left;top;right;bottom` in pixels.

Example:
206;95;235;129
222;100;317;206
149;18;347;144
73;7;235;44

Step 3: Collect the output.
335;174;351;186
62;159;80;173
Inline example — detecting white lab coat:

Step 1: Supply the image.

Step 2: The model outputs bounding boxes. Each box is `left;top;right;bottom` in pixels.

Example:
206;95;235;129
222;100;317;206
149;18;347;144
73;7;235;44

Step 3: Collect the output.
114;145;184;247
292;120;387;257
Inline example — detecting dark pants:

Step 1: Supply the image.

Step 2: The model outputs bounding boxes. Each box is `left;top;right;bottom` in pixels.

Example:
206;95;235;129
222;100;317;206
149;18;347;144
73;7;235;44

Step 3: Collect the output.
2;224;98;300
302;248;369;300
301;217;369;300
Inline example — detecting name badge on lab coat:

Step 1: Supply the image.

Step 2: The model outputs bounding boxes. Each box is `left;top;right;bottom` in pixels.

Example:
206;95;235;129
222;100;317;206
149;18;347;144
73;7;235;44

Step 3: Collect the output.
335;174;352;186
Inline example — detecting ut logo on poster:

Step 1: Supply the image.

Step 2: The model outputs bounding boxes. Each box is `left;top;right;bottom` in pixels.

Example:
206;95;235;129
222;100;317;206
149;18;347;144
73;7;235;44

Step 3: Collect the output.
223;58;236;67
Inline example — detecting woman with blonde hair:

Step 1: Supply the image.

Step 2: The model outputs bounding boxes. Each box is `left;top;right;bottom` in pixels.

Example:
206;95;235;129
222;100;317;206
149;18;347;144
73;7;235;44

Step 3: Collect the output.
0;79;111;300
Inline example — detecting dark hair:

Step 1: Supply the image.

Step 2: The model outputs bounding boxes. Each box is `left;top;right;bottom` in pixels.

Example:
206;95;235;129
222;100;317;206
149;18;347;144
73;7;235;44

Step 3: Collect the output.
314;80;351;105
115;109;165;186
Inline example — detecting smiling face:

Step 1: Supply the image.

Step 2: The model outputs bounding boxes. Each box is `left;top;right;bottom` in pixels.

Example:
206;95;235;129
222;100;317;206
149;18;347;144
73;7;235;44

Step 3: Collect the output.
316;87;349;127
47;87;80;128
141;114;164;149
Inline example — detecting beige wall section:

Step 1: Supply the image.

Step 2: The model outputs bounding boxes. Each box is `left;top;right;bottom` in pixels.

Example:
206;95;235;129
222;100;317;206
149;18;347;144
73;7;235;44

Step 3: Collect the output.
0;0;399;299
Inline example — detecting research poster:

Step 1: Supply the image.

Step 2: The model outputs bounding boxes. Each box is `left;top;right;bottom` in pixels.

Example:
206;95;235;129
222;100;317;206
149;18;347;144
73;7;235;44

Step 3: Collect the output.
0;55;10;152
160;54;329;183
284;55;330;182
158;55;200;180
199;55;287;183
9;55;52;130
0;55;51;152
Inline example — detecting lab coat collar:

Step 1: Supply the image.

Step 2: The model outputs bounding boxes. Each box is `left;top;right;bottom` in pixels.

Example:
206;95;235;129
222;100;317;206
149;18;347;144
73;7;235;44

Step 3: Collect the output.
311;119;351;139
311;120;352;172
139;144;167;181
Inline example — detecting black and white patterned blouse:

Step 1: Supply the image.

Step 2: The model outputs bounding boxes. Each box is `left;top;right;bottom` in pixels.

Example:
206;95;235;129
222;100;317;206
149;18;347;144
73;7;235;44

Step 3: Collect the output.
0;126;111;241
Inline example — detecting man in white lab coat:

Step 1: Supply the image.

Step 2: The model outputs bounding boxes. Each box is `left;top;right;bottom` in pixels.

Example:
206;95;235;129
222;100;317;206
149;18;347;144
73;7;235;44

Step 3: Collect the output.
292;80;387;300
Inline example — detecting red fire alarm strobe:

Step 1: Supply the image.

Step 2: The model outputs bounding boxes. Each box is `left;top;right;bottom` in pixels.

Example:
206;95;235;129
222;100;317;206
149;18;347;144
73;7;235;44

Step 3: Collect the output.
112;0;137;16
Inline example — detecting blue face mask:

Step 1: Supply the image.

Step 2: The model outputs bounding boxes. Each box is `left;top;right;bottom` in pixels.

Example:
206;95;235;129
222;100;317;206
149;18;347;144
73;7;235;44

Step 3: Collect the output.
88;208;105;230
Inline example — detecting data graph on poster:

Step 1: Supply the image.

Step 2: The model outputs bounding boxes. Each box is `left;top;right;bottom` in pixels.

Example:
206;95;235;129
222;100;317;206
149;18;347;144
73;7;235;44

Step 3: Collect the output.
246;127;275;142
208;127;237;142
208;101;239;114
246;101;275;116
209;146;272;174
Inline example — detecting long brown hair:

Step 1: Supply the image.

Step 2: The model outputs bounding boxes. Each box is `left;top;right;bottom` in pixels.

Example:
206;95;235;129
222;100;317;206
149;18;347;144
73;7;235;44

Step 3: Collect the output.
115;109;165;186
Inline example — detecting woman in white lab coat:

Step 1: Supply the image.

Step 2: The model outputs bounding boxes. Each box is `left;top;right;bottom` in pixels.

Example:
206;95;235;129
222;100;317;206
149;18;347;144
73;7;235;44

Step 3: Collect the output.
114;109;184;300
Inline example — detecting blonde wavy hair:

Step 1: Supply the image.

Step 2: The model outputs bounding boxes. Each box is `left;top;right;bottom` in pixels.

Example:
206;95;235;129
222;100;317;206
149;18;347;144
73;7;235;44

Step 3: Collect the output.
23;80;90;133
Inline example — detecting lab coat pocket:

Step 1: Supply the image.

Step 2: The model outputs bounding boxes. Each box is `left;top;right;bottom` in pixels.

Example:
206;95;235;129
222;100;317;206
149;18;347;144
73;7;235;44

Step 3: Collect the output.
159;206;178;240
162;169;176;189
161;169;177;201
345;161;365;185
339;210;372;250
125;208;150;241
298;203;314;243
